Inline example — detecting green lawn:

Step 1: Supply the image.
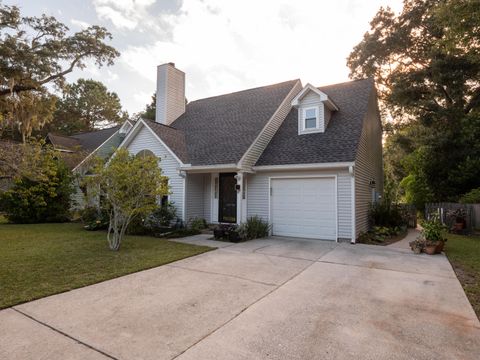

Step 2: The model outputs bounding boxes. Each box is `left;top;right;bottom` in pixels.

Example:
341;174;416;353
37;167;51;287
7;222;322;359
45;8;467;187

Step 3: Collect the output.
445;233;480;319
0;222;212;309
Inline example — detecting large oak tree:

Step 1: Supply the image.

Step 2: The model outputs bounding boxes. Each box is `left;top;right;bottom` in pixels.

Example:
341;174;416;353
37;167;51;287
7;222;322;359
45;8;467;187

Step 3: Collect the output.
0;2;119;96
348;0;480;206
49;79;127;134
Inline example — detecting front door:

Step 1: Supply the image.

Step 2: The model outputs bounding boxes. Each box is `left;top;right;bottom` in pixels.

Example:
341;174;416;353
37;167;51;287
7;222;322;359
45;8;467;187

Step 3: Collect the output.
218;173;237;223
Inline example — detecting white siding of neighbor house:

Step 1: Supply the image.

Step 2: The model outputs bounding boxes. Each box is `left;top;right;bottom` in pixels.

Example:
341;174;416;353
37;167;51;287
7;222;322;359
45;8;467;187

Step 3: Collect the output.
354;90;384;236
125;124;185;221
239;81;302;169
297;91;326;134
246;169;353;240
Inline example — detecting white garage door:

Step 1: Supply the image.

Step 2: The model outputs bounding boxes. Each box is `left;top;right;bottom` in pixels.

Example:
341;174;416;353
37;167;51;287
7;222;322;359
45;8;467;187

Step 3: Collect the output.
270;177;337;240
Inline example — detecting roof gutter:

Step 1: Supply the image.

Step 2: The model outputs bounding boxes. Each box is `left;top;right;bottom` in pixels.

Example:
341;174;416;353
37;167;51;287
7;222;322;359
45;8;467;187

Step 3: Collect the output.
179;163;255;173
252;162;355;172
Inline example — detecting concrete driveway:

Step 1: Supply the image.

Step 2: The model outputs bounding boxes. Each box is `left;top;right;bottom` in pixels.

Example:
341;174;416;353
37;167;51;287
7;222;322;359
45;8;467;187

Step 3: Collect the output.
1;234;479;360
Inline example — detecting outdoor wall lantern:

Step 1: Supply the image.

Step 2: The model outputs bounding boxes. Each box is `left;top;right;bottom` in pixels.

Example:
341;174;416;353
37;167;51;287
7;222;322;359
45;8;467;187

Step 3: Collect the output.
369;180;376;188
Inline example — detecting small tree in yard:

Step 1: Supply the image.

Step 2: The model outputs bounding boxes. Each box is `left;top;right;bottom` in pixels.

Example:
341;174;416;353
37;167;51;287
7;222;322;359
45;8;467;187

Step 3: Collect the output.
90;148;168;251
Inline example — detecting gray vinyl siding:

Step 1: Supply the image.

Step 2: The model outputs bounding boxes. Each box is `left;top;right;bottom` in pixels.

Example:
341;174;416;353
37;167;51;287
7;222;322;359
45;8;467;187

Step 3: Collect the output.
185;173;205;222
95;132;122;159
246;169;353;240
239;81;302;169
354;90;383;236
203;173;212;223
337;174;353;239
298;91;326;134
125;124;185;221
184;173;213;223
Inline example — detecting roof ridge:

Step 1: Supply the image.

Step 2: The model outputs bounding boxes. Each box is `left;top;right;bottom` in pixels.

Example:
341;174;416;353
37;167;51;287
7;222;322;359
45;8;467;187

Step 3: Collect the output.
317;77;374;90
47;132;78;139
71;124;120;136
187;79;300;104
143;118;181;131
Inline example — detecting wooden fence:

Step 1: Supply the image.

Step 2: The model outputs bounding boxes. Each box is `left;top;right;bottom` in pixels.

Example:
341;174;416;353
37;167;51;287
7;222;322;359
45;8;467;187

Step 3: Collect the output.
425;203;479;232
398;204;417;228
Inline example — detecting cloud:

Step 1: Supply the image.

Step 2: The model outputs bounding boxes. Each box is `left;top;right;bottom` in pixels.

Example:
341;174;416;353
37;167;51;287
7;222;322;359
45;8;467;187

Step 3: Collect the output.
70;18;90;29
119;0;403;103
92;0;156;30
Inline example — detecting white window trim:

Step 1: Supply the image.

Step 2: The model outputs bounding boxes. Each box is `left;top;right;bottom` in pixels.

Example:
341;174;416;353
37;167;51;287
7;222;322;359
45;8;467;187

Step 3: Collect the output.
302;106;319;131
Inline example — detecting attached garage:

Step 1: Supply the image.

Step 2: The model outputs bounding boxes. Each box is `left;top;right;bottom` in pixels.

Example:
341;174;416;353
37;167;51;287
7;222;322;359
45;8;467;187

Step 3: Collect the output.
270;176;337;240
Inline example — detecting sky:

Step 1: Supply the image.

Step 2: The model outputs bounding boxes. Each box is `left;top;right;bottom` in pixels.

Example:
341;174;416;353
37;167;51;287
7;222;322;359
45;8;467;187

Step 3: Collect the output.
8;0;404;115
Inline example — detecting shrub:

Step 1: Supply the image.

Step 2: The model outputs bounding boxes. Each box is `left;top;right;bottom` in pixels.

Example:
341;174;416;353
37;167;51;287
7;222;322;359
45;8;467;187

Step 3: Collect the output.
369;200;408;228
237;216;271;241
142;203;177;233
459;188;480;204
420;215;446;244
82;206;110;231
187;217;207;231
1;158;74;223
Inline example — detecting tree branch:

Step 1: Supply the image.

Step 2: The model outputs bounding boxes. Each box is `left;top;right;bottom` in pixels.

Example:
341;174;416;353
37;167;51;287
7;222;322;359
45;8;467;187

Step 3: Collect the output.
465;87;480;114
0;54;86;96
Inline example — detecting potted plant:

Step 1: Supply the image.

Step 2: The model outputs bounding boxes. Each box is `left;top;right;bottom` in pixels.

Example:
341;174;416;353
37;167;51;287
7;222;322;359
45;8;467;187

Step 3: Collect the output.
409;238;426;254
420;216;447;255
447;208;466;232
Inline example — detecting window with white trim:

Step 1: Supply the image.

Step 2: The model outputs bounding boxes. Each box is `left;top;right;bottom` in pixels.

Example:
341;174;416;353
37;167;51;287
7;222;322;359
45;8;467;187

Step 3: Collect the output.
303;107;318;130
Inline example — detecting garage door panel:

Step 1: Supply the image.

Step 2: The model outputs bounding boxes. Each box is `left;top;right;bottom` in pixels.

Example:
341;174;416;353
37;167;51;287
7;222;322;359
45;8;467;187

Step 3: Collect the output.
271;177;337;240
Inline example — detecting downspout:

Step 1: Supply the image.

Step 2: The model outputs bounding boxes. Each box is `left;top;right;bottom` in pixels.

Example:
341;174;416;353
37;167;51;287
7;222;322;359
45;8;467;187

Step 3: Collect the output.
350;165;356;244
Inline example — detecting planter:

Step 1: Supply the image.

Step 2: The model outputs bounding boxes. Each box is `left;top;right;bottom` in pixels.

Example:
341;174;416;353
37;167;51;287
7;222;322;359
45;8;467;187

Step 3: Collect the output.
453;222;464;231
435;240;445;254
424;245;437;255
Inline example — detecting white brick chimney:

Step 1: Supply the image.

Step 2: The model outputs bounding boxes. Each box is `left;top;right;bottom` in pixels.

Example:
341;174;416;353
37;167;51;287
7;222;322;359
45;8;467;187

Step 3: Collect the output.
155;62;185;125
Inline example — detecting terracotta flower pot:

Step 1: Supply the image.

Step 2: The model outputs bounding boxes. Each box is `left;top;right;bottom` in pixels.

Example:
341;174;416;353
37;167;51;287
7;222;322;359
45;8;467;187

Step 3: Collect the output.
454;222;464;231
424;245;437;255
435;240;445;254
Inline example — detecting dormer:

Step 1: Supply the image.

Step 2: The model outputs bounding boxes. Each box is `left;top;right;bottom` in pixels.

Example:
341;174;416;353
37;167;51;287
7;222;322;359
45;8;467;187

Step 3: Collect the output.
291;83;339;135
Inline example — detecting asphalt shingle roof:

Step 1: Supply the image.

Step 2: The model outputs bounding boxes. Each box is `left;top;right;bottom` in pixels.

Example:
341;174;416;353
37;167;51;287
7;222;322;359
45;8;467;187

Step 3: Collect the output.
169;79;299;165
144;119;189;163
256;78;375;166
70;125;120;151
46;133;81;150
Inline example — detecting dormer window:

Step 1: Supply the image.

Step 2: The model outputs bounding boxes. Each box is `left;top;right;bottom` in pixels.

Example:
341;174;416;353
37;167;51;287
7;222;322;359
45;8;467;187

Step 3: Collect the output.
304;107;318;130
291;83;339;136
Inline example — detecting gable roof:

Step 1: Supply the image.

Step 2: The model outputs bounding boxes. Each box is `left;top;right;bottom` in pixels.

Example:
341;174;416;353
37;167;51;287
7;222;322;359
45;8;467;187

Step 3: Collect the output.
143;119;189;163
46;133;81;151
169;79;299;165
255;78;375;166
47;125;123;170
70;125;121;151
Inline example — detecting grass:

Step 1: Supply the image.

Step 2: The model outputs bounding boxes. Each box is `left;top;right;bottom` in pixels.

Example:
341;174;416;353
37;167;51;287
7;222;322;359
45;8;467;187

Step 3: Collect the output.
445;233;480;319
0;222;213;309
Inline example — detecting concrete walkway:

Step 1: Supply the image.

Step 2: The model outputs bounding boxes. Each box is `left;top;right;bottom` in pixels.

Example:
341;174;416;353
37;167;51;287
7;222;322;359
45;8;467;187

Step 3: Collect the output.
1;235;479;360
388;228;420;250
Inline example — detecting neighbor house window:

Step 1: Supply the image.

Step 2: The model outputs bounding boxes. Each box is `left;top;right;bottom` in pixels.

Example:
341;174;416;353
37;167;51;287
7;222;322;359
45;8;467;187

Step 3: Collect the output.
304;107;318;129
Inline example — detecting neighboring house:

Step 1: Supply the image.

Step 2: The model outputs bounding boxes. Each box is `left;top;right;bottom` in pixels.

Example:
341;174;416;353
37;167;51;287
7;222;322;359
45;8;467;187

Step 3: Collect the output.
46;120;134;209
118;62;383;242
